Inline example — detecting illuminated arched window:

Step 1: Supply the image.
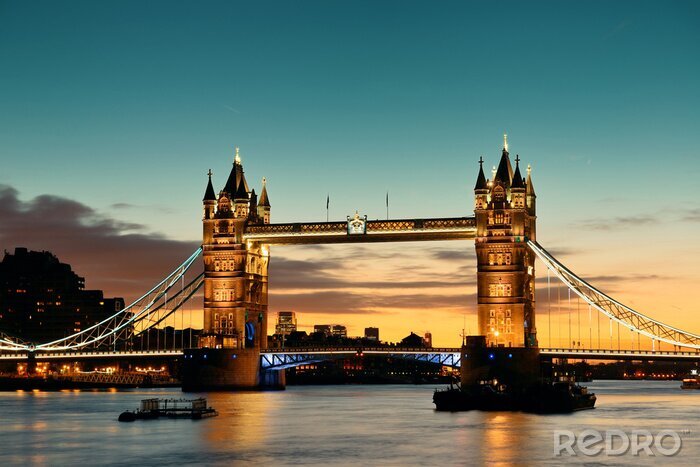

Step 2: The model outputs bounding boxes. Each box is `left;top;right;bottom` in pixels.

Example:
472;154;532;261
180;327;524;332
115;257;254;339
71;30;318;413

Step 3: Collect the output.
493;186;505;201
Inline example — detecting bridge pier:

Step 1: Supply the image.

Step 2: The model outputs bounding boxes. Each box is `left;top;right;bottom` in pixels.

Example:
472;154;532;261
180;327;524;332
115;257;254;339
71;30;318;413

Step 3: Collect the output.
181;348;284;391
461;336;543;388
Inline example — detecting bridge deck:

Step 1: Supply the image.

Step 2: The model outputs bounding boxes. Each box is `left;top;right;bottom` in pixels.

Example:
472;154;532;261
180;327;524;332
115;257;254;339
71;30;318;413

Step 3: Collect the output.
2;347;700;362
243;217;476;244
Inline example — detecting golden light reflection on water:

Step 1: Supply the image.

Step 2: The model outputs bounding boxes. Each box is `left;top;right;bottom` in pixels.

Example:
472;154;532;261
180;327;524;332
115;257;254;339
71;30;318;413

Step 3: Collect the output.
477;412;534;464
199;391;278;449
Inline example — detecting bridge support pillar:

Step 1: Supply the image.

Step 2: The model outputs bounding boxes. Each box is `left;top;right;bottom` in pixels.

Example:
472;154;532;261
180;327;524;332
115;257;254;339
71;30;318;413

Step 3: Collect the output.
181;348;285;391
461;336;541;388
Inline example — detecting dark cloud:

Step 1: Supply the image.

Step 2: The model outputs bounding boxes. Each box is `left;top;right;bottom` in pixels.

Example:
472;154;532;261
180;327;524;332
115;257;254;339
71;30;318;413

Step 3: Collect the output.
430;247;476;261
269;254;476;290
541;246;577;258
110;202;134;210
0;185;199;302
269;290;475;315
575;215;654;231
682;208;700;222
0;185;480;323
534;273;666;287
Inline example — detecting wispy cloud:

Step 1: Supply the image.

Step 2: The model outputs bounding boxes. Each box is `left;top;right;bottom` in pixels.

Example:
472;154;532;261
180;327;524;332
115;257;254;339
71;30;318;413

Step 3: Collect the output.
575;215;654;231
222;104;240;114
682;208;700;222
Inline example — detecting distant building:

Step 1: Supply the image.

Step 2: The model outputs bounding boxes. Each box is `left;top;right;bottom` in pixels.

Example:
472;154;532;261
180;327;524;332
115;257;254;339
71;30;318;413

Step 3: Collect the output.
331;325;347;338
314;324;332;336
275;311;297;335
423;332;433;348
364;327;379;341
314;324;347;338
0;247;125;344
401;332;424;347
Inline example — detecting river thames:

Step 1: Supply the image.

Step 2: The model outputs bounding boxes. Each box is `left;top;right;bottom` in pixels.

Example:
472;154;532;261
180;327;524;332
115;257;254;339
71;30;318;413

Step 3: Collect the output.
0;380;697;466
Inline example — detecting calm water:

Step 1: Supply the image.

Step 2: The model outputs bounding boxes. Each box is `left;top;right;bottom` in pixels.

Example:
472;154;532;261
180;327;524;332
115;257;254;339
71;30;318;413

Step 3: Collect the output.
0;381;698;466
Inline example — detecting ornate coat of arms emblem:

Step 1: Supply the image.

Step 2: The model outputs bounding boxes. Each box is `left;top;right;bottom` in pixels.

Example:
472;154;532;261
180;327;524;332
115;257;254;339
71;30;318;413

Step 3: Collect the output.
347;211;367;234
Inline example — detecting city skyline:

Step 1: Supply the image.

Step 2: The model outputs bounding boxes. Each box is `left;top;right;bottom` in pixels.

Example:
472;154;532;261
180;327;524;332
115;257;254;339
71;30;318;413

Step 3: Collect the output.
1;1;699;346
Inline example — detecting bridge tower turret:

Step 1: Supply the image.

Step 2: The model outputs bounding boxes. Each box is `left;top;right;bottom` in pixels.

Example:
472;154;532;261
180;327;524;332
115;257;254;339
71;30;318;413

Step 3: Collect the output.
184;147;276;390
257;177;271;224
474;135;537;348
203;169;217;221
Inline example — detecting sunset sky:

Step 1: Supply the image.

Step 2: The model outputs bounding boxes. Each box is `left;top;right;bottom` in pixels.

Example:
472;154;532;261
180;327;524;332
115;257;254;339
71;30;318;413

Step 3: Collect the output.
1;1;699;347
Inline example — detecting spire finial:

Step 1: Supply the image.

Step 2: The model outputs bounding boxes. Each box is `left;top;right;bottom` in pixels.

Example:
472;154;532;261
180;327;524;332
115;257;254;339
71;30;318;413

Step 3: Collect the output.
503;132;508;152
527;164;532;176
479;156;484;167
235;146;241;164
515;155;520;166
491;165;497;179
207;169;213;178
262;176;267;186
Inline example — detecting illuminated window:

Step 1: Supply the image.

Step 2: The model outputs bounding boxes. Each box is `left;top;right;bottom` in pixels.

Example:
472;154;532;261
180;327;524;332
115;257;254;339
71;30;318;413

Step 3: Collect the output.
505;253;512;265
214;261;220;272
489;284;512;297
493;186;505;201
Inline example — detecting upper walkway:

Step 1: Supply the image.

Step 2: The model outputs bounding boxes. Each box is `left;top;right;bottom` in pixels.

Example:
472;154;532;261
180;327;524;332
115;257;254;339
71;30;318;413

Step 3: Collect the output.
243;217;476;244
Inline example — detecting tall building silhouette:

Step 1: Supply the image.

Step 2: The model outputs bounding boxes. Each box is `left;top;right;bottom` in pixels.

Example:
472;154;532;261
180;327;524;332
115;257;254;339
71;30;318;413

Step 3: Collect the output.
0;248;125;343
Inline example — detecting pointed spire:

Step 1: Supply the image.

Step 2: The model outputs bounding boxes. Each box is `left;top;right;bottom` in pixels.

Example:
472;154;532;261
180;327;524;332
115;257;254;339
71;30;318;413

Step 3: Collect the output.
474;156;487;190
224;146;241;198
494;151;512;186
258;177;271;207
224;146;249;195
203;169;216;201
511;155;525;189
234;174;249;200
526;164;536;195
503;132;508;152
248;188;258;219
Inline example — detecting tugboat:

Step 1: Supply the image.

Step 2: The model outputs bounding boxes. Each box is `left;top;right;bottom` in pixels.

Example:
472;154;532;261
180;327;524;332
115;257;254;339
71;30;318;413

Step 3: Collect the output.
681;369;700;389
433;337;596;414
433;378;595;413
118;397;218;421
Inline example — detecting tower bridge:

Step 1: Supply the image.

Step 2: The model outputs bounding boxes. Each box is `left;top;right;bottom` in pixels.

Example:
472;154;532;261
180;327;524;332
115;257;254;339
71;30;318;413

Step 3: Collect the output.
2;138;700;390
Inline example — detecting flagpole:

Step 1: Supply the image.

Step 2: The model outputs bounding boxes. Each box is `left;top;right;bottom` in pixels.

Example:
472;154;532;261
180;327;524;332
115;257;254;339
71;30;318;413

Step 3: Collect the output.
326;193;329;222
386;191;389;220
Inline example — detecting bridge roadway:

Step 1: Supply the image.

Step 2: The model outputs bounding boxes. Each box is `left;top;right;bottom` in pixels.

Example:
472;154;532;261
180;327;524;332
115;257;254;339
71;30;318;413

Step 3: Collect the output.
2;347;700;363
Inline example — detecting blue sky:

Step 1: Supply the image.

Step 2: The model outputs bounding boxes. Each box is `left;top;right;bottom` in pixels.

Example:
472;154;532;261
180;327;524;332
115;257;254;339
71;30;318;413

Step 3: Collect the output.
1;1;699;344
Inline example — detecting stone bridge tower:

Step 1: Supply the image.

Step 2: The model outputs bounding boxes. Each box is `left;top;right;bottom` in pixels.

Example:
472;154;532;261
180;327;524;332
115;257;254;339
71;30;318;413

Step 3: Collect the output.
183;147;276;390
474;136;537;348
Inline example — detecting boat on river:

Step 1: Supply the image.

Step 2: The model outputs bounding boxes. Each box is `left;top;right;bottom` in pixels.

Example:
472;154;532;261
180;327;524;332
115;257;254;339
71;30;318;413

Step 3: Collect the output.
681;369;700;389
118;397;218;421
433;378;596;414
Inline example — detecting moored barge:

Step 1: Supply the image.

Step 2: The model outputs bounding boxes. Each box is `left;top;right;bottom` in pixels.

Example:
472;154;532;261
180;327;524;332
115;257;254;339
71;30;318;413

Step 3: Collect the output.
118;397;218;421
